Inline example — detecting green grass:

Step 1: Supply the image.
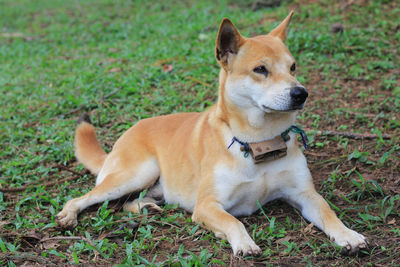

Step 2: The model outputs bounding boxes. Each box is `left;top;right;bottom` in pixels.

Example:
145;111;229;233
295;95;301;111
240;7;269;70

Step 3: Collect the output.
1;0;399;265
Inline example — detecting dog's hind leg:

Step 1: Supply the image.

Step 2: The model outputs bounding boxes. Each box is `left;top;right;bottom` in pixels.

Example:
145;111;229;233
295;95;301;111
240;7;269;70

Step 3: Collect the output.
123;197;163;213
123;181;164;213
57;156;160;228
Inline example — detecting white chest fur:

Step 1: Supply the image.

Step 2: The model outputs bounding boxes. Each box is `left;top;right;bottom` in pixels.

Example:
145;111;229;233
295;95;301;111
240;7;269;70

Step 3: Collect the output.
214;135;312;216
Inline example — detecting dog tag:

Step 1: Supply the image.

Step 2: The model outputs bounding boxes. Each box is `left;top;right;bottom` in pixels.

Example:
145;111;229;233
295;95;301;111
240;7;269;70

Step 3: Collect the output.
248;135;288;164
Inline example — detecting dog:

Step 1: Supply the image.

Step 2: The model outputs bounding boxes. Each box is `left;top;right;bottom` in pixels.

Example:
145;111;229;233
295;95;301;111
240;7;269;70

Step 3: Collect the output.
57;12;367;256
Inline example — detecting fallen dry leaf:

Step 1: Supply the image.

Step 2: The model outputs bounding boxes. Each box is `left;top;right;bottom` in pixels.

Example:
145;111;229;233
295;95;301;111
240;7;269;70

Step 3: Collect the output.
106;58;118;63
331;22;344;33
108;67;121;73
387;218;396;225
108;48;120;53
303;222;315;233
1;32;24;38
277;235;292;244
25;229;43;240
162;64;173;73
194;229;205;236
42;240;60;250
153;59;169;66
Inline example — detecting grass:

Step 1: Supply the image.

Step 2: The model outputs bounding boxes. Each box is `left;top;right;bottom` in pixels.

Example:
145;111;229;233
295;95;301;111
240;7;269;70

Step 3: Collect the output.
0;0;399;265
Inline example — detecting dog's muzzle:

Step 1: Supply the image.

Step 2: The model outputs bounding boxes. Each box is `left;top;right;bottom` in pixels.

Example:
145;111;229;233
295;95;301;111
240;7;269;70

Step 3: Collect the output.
290;86;308;109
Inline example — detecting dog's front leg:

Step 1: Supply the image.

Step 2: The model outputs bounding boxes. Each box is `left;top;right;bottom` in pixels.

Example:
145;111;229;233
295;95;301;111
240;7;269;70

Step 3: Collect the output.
192;196;261;256
285;187;367;254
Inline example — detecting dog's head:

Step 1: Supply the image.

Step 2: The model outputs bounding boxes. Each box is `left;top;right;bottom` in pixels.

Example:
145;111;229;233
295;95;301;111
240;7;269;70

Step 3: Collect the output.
216;12;307;114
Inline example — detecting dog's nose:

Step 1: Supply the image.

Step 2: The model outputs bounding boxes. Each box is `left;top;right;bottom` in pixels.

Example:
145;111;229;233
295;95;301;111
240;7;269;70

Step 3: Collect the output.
290;86;308;106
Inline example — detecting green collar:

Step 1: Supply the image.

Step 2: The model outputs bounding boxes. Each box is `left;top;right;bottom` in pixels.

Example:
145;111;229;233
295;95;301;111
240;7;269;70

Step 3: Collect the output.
227;125;309;163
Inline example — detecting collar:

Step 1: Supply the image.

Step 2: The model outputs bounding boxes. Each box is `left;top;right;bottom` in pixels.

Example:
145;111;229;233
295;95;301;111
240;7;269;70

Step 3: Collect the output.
227;125;309;163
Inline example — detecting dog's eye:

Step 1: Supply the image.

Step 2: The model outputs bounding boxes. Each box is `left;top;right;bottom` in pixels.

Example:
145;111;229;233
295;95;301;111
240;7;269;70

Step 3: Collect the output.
290;63;296;72
253;66;268;76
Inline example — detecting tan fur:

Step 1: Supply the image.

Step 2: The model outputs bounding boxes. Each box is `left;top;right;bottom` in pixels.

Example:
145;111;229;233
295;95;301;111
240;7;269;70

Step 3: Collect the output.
58;12;367;256
269;11;294;42
74;122;107;175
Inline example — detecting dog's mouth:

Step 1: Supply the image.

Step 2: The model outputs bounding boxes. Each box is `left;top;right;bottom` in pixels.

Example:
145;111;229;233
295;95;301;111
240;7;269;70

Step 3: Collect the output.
261;104;304;113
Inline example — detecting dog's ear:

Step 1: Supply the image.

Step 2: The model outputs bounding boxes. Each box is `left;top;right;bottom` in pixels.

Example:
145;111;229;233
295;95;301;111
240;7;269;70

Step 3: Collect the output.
215;18;245;68
269;11;294;43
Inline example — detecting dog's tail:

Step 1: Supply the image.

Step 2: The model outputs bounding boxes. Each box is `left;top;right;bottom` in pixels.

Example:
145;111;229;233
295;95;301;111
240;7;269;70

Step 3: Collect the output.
74;114;107;175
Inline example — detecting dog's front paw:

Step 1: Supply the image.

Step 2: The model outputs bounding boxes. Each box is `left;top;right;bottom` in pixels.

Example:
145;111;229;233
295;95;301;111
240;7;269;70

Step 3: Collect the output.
330;228;368;255
56;209;78;229
231;236;262;257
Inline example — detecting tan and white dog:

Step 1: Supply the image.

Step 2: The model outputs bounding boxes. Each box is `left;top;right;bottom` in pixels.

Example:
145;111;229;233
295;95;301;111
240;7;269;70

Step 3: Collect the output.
57;12;367;256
